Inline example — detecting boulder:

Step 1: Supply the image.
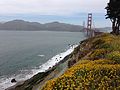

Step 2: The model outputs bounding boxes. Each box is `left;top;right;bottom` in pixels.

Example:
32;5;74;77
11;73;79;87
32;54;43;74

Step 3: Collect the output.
11;79;17;83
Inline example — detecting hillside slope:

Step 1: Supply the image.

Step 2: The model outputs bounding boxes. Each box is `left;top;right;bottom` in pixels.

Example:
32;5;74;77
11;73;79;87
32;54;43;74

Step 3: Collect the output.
0;20;83;32
42;34;120;90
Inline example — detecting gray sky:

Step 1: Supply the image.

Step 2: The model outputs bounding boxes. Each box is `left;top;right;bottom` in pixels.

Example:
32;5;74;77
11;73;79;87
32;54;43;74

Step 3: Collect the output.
0;0;111;27
0;0;109;15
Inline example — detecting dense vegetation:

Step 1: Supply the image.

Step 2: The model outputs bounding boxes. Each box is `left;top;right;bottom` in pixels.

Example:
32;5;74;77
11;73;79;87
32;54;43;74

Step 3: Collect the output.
41;34;120;90
106;0;120;35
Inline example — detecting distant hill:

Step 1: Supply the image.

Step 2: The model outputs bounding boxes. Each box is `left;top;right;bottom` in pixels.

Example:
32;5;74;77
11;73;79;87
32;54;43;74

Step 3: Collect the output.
97;27;112;32
0;20;84;32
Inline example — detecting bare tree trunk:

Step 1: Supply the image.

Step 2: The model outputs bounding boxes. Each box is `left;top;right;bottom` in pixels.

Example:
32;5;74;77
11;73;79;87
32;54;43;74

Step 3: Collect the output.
116;23;120;35
112;18;120;35
116;20;119;35
112;19;116;34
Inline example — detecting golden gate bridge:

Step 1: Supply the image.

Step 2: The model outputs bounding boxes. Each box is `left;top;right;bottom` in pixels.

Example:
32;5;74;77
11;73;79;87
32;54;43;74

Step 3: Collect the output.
83;13;103;38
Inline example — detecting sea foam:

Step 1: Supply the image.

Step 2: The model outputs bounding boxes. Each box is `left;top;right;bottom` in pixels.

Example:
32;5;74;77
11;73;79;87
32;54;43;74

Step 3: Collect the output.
0;45;77;90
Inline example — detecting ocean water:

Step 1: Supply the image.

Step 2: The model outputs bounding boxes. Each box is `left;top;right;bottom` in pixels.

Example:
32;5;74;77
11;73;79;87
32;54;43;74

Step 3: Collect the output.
0;31;86;89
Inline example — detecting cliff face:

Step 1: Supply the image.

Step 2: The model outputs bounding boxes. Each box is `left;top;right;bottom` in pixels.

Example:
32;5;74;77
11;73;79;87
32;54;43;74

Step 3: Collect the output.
42;33;120;90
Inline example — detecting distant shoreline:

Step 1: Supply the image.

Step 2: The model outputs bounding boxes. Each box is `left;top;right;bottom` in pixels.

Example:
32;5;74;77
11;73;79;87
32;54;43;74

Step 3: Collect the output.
0;29;83;32
0;20;111;32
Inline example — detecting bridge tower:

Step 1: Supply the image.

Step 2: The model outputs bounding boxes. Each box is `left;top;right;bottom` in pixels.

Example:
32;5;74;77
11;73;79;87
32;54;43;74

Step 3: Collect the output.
86;13;94;37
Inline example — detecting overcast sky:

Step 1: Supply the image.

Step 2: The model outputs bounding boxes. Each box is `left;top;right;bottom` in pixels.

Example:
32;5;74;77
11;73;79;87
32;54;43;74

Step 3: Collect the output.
0;0;110;27
0;0;109;15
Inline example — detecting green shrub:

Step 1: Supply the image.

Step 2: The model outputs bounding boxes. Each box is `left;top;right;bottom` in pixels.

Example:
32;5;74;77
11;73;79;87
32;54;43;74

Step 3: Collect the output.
92;38;105;49
106;51;120;63
89;49;107;60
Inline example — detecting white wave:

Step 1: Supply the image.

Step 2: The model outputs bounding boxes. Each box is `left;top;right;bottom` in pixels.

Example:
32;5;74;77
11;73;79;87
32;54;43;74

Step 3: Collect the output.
34;45;78;73
0;45;78;90
37;55;45;57
0;76;16;90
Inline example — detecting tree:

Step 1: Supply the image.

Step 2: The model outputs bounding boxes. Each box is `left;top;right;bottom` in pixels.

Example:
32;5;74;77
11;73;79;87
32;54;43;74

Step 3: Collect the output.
105;0;120;35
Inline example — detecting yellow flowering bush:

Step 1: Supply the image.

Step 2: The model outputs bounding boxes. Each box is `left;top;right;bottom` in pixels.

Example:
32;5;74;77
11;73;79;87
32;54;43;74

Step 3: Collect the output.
41;60;120;90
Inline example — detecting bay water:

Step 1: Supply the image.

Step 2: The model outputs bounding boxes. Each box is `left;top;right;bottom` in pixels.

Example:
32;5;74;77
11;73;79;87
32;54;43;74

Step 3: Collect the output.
0;31;86;89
